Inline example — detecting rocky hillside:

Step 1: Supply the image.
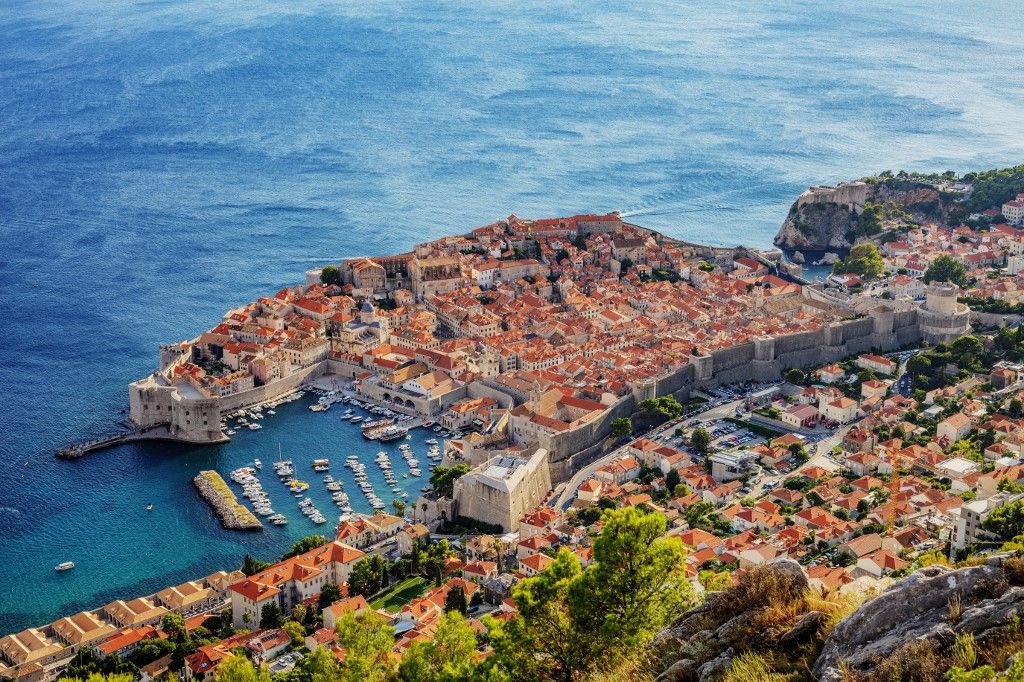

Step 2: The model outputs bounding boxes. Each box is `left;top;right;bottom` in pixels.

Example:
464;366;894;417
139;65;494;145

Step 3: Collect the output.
774;177;949;252
646;554;1024;681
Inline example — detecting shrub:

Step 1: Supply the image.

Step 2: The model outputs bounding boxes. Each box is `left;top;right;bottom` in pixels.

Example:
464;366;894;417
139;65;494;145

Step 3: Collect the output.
869;640;945;682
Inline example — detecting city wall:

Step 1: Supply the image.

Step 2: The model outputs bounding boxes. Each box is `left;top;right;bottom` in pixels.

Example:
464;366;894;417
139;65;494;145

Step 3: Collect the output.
537;307;926;480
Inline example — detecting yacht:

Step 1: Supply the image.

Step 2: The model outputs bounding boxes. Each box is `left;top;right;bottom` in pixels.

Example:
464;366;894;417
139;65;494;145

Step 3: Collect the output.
248;423;262;431
253;459;262;470
146;503;153;511
55;561;75;572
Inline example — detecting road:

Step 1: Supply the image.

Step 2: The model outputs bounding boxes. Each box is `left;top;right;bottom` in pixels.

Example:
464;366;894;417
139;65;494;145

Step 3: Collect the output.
550;397;744;510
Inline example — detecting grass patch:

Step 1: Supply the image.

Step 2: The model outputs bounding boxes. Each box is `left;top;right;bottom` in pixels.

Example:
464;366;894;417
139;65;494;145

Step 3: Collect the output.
369;576;431;612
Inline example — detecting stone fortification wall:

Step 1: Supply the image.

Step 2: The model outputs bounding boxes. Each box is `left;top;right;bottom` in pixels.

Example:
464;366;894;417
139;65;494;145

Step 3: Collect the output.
218;362;326;412
466;382;516;409
795;182;869;212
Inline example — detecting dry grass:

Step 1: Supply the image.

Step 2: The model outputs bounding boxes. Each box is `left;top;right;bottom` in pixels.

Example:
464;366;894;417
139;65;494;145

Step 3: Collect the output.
725;565;808;617
1004;556;1024;586
869;640;946;682
722;653;796;682
807;590;869;638
948;593;963;623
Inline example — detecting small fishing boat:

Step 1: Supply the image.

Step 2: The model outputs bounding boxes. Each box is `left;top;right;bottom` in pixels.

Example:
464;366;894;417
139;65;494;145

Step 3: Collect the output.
55;561;75;572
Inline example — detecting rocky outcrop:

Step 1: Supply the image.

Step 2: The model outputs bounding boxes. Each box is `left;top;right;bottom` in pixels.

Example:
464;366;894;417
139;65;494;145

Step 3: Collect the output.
774;178;949;252
649;554;1024;681
815;554;1024;681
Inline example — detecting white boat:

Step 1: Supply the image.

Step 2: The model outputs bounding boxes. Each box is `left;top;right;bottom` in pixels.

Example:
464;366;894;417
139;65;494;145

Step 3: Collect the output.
55;561;75;572
248;423;262;431
253;459;262;470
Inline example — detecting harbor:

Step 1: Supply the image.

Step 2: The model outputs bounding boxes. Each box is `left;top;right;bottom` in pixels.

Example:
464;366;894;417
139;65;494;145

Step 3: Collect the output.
207;388;456;533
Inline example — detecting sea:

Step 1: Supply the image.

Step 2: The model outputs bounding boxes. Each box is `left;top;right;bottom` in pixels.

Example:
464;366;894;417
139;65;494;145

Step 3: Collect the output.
1;0;1023;633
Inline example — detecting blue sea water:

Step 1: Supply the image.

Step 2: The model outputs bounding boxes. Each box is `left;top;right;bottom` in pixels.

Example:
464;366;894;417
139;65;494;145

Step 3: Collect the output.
1;0;1024;632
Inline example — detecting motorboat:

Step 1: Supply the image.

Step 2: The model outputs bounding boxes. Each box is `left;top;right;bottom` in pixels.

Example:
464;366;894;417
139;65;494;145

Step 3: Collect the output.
146;503;153;512
248;423;262;431
55;561;75;572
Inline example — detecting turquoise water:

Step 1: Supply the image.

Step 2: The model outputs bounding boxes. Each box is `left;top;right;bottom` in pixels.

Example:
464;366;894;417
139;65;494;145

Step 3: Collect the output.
1;0;1024;631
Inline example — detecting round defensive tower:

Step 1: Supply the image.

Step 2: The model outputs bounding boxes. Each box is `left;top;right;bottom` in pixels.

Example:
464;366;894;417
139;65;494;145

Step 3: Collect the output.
918;283;970;344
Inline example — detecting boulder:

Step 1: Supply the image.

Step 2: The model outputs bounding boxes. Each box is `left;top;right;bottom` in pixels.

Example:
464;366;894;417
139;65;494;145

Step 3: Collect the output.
696;647;733;682
779;610;828;647
813;557;1021;680
656;658;697;682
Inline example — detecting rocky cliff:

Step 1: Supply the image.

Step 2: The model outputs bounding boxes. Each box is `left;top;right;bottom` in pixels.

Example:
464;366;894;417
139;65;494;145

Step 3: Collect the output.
774;178;949;252
646;555;1024;681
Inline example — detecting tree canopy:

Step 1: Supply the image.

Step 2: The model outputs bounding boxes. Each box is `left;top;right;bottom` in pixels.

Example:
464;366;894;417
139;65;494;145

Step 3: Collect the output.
282;535;330;560
396;612;478;682
690;427;712;455
320;265;341;286
982;499;1024;542
429;464;470;498
833;243;885;280
609;417;632;438
484;507;694;680
923;254;969;288
333;610;396;682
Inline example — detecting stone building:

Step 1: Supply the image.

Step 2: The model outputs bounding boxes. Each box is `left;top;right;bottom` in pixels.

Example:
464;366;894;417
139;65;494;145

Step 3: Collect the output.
454;447;552;532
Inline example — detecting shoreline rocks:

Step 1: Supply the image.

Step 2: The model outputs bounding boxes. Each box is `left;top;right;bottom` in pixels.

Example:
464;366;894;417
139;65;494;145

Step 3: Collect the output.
193;470;262;531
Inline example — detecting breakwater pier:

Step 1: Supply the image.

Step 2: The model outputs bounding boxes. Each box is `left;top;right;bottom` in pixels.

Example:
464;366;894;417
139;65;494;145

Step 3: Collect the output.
192;470;262;531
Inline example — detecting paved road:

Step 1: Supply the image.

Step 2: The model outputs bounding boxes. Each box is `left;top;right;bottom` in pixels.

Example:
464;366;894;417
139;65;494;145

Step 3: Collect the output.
550;397;744;510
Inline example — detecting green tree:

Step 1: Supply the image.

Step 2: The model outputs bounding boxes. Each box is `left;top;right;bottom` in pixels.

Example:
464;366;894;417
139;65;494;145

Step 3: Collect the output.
318;583;342;611
242;554;271;576
486;508;694;680
216;656;270;682
1009;398;1024;419
923;254;968;287
429;464;470;498
983;499;1024;541
397;611;478;682
609;417;632;438
784;368;805;385
835;243;885;279
296;647;342;682
665;469;681;493
333;610;396;682
320;265;341;286
444;585;467;615
282;620;305;647
350;556;389;597
161;612;187;644
259;601;282;629
690;427;712;455
282;535;329;560
392;499;407;517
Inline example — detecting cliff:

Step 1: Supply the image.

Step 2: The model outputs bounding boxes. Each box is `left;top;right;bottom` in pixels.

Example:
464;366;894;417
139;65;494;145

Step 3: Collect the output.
774;178;948;252
646;555;1024;681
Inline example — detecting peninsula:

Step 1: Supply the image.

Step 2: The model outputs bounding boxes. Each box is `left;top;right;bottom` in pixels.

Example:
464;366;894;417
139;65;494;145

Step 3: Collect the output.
127;212;967;488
